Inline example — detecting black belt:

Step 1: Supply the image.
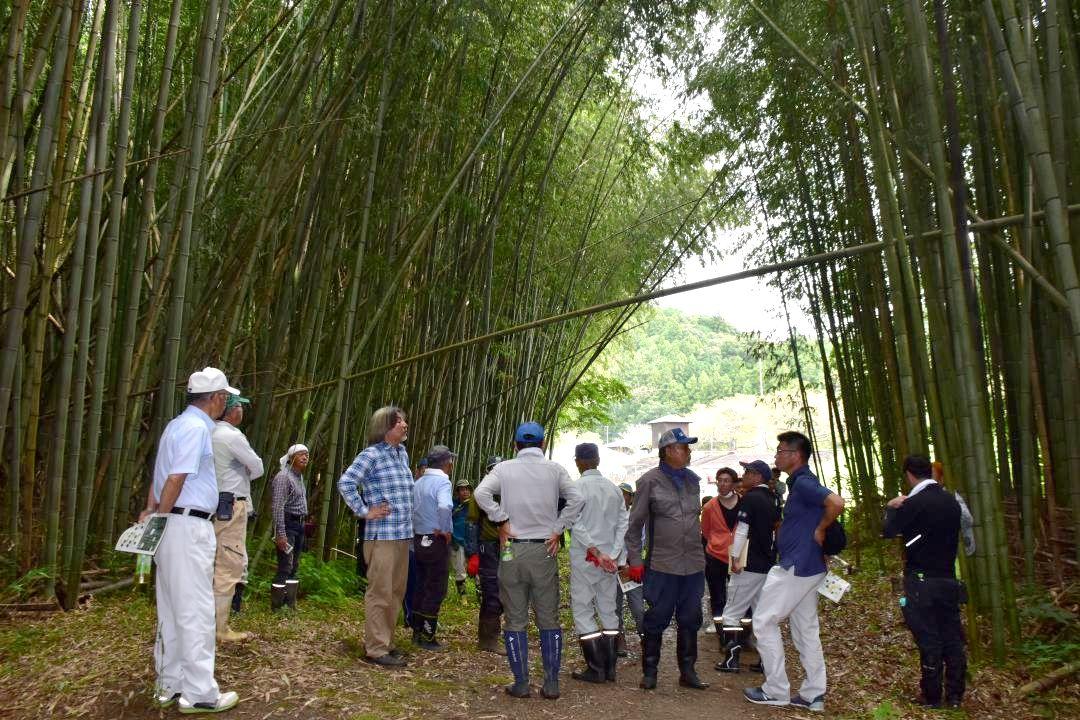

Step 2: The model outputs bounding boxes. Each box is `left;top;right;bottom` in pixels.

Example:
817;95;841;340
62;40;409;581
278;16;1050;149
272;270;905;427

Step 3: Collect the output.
513;538;548;543
170;506;213;521
236;496;248;502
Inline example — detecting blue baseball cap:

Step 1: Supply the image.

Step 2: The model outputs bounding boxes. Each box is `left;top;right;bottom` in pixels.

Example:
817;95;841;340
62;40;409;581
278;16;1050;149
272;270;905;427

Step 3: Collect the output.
515;421;545;443
739;460;771;480
658;427;697;448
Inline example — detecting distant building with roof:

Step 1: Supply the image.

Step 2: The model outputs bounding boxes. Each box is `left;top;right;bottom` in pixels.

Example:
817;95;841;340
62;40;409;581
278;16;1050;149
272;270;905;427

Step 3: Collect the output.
647;414;692;448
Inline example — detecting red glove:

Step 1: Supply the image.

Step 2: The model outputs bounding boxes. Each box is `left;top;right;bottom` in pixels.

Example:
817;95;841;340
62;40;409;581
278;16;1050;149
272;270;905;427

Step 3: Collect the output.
586;548;601;567
627;565;645;583
467;554;480;577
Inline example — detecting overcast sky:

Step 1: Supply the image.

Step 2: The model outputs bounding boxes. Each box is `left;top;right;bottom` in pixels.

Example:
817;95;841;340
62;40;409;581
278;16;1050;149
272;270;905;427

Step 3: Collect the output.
632;61;815;340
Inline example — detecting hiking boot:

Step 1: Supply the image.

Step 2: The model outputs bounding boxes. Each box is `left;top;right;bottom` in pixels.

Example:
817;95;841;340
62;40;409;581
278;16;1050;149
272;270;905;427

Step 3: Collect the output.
790;694;826;712
178;691;239;714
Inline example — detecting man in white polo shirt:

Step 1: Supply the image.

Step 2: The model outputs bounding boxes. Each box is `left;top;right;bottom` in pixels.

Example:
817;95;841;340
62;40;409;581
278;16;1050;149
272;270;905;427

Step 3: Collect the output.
140;367;240;714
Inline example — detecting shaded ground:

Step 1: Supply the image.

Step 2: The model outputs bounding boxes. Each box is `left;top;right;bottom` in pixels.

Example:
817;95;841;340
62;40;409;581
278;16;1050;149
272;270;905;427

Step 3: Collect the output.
0;564;1076;719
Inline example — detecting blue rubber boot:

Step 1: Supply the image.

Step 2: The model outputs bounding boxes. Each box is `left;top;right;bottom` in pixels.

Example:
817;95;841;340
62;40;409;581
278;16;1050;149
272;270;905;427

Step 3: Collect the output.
539;628;563;699
503;631;530;698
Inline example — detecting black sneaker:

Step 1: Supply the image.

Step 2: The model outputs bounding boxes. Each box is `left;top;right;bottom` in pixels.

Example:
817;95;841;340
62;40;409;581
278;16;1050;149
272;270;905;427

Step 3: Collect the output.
365;653;407;667
743;686;789;706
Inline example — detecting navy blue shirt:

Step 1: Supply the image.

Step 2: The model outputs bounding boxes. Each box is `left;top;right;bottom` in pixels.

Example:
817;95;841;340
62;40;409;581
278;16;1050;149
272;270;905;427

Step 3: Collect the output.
776;465;832;577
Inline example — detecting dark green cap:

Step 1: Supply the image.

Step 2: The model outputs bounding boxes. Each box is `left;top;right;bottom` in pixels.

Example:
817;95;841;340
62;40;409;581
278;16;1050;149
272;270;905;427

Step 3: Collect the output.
225;394;250;410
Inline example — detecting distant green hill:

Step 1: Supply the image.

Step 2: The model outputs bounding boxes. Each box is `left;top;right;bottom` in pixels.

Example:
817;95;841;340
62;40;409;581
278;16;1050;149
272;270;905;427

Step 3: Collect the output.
601;307;822;431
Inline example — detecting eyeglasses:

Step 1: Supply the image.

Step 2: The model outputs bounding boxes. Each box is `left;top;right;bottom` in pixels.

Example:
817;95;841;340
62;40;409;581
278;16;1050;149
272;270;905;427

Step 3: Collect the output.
775;448;797;455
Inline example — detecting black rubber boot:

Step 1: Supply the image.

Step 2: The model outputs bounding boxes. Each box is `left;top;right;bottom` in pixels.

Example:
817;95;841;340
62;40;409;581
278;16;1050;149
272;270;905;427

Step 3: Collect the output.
231;582;245;614
571;634;606;683
270;583;286;612
455;579;466;597
285;579;299;610
676;626;708;689
614;633;628;657
640;632;661;690
478;615;507;655
714;620;724;652
602;630;618;682
715;628;742;672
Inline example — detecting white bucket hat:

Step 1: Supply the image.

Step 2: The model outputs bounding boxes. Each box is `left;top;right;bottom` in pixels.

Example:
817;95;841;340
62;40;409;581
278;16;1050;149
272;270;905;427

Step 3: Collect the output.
187;367;240;395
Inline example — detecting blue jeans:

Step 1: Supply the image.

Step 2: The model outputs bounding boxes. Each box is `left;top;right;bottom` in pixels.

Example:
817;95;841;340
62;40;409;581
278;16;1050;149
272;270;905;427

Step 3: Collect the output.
641;568;704;635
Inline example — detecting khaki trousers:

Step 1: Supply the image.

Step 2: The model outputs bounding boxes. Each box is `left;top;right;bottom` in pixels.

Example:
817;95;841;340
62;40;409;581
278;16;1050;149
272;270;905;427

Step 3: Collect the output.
362;539;411;657
212;499;248;597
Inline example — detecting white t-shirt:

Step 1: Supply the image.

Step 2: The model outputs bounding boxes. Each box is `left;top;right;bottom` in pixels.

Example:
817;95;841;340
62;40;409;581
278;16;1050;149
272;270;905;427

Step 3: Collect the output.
153;405;218;512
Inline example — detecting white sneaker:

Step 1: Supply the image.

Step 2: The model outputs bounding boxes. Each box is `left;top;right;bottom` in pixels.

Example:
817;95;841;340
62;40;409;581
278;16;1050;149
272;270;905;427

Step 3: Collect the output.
178;691;239;714
155;691;180;708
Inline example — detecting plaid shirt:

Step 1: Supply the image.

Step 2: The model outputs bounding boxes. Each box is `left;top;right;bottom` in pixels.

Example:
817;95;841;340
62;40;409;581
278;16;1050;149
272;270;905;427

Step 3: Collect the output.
338;441;414;541
271;466;308;538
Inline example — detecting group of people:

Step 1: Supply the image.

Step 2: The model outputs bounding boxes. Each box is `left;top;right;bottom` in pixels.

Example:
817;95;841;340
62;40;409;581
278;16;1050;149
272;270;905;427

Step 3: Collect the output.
143;365;971;715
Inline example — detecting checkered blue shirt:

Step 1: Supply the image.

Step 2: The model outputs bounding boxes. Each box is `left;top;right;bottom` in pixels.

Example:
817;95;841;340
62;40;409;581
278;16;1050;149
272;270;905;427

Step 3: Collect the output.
338;441;414;541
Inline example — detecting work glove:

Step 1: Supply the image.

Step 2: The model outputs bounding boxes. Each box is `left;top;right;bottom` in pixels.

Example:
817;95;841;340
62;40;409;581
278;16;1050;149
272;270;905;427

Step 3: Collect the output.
467;554;480;577
627;565;645;583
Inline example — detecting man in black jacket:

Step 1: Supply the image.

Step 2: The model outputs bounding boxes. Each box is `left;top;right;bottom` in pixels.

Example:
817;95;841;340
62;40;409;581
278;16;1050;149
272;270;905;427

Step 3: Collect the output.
883;454;967;709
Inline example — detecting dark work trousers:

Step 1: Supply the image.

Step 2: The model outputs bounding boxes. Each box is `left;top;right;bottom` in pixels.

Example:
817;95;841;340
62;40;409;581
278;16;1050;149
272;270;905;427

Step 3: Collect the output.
704;554;729;620
274;514;305;583
477;540;503;619
642;568;704;634
412;534;450;624
402;546;418;627
902;574;967;704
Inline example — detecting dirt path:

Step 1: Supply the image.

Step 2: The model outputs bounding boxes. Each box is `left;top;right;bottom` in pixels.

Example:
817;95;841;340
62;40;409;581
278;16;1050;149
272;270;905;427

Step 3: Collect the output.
1;571;1075;719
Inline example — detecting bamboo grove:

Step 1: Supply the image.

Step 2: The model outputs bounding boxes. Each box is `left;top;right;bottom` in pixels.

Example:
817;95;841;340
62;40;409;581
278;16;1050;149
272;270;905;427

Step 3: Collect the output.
687;0;1080;659
0;0;731;606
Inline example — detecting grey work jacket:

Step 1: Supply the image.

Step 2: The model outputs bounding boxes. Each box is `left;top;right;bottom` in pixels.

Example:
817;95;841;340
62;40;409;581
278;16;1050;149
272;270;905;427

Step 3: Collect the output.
625;465;705;576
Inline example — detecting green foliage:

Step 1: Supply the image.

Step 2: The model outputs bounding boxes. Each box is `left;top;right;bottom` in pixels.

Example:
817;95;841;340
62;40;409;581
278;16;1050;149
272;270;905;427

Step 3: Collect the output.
1;566;53;603
600;307;823;431
869;700;902;720
557;372;631;432
294;556;361;608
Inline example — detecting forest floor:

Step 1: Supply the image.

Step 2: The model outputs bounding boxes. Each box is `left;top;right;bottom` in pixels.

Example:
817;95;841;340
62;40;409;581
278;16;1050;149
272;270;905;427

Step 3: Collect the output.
0;556;1077;720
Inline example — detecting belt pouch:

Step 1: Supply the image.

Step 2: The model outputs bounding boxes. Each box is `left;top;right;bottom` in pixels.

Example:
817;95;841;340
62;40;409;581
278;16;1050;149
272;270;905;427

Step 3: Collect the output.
217;492;235;521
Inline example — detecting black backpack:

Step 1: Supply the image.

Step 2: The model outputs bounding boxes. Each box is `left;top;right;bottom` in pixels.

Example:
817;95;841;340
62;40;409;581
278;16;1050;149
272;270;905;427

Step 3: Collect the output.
822;518;847;556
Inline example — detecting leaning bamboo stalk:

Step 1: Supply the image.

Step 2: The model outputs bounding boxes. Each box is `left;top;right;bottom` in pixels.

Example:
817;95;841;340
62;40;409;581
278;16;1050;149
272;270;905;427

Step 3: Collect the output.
985;0;1080;365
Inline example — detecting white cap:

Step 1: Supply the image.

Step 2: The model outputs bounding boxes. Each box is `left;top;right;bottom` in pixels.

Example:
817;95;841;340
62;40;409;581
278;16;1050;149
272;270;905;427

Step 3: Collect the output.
187;367;240;395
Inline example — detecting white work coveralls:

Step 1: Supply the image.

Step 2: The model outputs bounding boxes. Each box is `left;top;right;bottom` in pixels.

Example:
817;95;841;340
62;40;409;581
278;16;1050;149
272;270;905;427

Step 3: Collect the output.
569;469;629;636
